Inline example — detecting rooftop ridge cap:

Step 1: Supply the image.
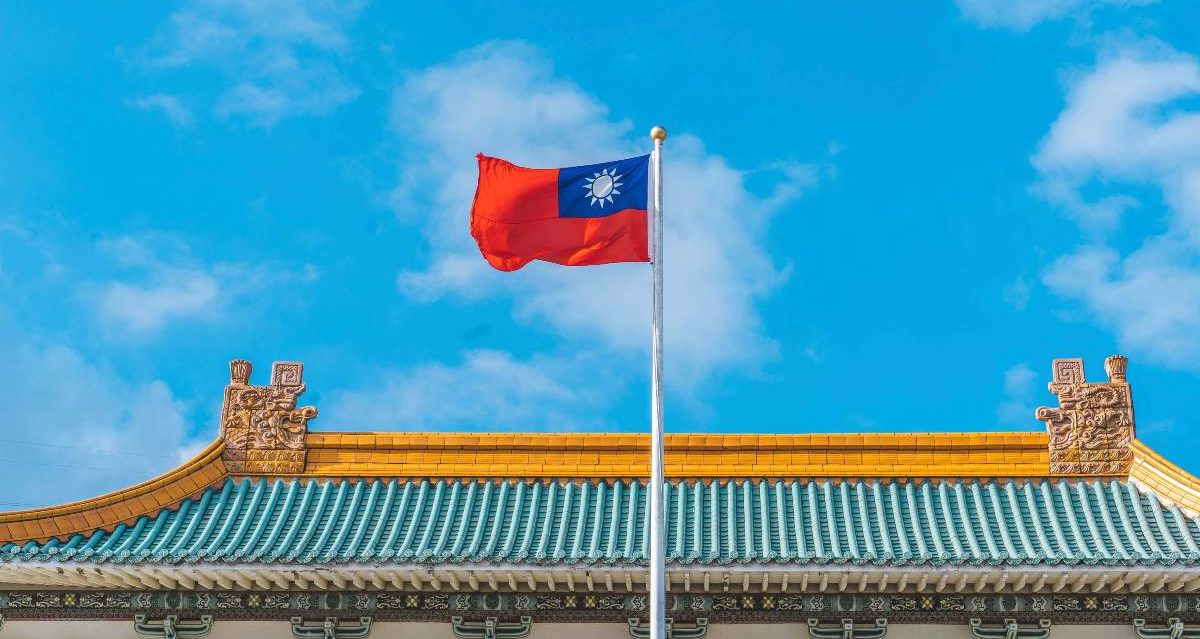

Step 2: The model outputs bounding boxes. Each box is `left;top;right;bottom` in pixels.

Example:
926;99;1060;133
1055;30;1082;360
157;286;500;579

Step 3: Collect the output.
307;430;1044;437
1129;438;1200;516
224;475;1106;485
309;430;1038;435
306;431;1048;449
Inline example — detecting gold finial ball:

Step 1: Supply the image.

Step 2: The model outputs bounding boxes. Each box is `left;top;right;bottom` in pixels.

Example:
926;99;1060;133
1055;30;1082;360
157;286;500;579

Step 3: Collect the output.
650;125;667;142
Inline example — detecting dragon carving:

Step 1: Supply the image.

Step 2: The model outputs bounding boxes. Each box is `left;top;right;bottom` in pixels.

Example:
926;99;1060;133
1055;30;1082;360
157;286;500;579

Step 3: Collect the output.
220;360;317;474
1035;356;1134;475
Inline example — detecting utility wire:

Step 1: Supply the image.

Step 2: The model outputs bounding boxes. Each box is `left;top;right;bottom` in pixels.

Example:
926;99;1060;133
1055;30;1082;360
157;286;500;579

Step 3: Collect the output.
0;456;156;476
0;500;53;509
0;435;183;459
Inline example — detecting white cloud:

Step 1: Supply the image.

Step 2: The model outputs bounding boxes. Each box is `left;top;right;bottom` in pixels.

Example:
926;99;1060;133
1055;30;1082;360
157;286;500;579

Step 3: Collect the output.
957;0;1155;30
1035;46;1200;184
0;338;203;508
84;236;221;335
391;42;816;391
997;362;1039;426
1043;242;1200;366
141;0;362;127
130;94;195;127
324;350;614;431
82;235;319;337
1034;43;1200;369
96;272;221;334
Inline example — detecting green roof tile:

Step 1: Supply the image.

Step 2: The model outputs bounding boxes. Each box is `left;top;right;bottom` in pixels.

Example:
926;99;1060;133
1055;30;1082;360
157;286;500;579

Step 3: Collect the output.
5;478;1200;567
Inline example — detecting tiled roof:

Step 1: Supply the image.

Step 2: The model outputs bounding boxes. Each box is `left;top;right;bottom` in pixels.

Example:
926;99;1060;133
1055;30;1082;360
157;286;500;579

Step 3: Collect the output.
5;477;1200;567
0;432;1061;545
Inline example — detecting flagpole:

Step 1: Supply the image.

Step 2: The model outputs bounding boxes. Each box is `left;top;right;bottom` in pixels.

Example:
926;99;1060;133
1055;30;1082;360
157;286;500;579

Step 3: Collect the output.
648;125;667;639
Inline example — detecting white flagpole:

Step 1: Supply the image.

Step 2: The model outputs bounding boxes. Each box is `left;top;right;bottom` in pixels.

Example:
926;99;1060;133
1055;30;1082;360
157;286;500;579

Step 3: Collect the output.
648;125;667;639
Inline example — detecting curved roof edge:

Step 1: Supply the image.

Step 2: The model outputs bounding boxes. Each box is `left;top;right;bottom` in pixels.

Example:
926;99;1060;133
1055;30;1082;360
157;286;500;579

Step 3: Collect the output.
0;439;228;544
1130;440;1200;516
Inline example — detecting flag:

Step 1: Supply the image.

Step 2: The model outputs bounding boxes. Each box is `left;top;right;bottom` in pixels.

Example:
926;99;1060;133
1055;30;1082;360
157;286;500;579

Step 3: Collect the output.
470;153;651;271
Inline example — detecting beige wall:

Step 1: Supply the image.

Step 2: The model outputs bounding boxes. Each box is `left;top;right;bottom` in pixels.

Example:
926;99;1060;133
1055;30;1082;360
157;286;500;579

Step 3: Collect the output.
0;620;1145;638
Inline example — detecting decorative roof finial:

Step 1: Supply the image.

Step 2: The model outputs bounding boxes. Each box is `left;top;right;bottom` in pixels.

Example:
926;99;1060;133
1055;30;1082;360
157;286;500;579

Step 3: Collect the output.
229;359;252;385
1105;354;1128;383
1035;356;1135;476
220;358;317;475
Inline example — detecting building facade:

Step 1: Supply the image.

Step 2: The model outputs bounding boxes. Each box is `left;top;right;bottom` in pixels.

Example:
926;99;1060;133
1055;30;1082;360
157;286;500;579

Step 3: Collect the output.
1;356;1199;638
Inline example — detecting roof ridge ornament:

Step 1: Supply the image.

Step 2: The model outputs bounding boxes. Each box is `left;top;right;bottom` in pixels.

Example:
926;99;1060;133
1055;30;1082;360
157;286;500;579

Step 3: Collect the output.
220;359;318;475
1035;355;1135;476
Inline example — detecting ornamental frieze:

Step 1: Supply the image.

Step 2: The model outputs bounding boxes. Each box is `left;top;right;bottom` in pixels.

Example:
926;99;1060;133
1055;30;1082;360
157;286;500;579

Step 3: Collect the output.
220;359;317;474
3;591;1200;624
1035;355;1135;475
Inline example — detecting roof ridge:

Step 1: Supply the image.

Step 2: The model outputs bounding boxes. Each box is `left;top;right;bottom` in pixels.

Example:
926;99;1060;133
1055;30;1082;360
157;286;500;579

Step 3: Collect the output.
4;354;1200;547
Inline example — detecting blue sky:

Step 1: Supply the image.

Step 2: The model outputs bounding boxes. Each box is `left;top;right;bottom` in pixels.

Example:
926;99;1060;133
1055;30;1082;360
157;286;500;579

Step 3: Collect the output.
2;0;1200;506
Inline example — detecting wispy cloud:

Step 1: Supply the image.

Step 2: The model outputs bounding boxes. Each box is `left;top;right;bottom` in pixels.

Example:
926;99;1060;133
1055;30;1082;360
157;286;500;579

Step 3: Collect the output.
956;0;1156;30
0;336;203;508
138;0;363;127
1034;42;1200;369
81;235;319;337
130;94;195;128
324;350;615;431
1003;276;1032;312
390;42;819;394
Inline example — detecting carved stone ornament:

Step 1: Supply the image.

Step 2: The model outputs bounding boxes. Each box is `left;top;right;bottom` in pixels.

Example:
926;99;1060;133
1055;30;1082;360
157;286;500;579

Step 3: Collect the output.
1035;356;1135;475
134;614;214;639
969;618;1052;639
220;359;318;474
628;617;709;639
807;618;888;639
290;616;373;638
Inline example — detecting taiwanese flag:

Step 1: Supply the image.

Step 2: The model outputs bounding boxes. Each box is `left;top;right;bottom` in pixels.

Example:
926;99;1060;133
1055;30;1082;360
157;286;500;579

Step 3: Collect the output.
470;154;651;271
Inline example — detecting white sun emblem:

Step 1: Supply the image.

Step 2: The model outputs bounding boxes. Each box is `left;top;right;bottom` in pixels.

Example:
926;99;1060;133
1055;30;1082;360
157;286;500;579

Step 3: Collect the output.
583;167;623;207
